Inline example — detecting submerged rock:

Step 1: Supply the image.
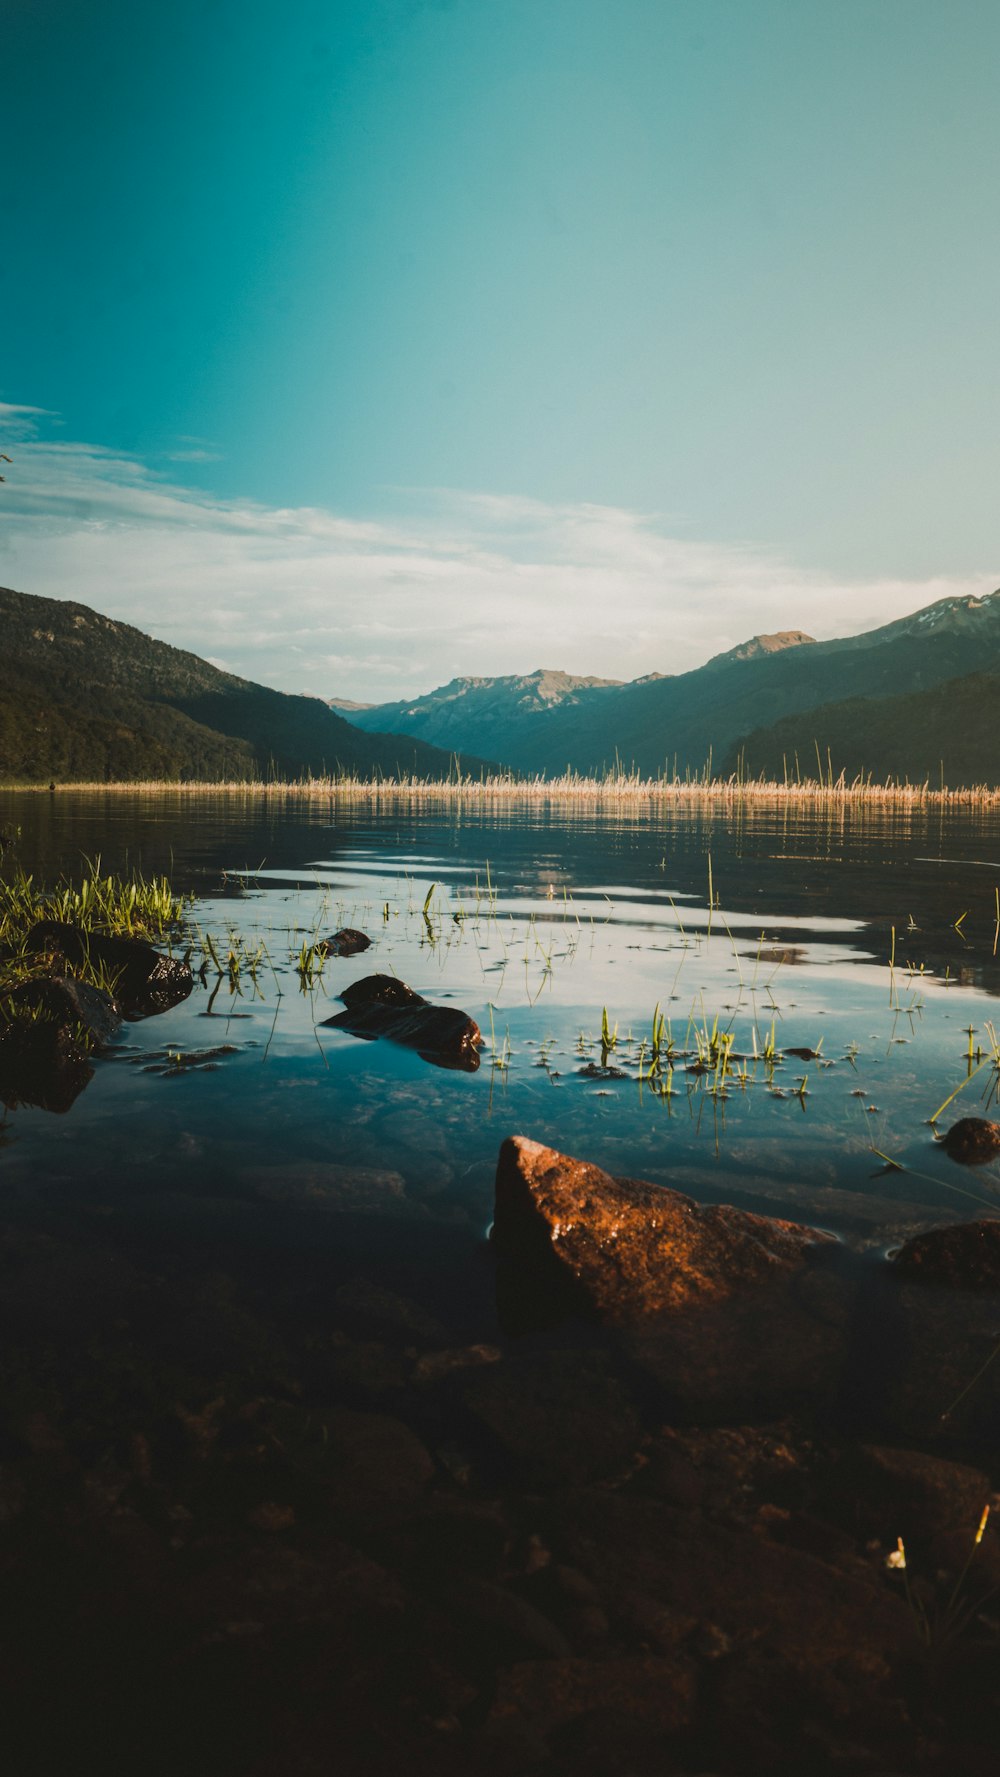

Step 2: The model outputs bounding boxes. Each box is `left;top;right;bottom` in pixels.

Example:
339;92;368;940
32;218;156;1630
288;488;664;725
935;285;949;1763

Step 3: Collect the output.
856;1224;1000;1441
938;1116;1000;1165
317;928;371;957
25;920;192;1017
892;1218;1000;1287
321;973;482;1071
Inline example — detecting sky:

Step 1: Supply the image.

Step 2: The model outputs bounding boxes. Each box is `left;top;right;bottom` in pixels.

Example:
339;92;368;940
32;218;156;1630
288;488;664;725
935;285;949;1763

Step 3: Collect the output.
2;0;999;700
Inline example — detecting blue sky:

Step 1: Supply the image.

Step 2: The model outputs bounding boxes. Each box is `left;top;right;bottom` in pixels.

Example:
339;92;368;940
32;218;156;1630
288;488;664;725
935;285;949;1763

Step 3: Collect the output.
3;0;998;697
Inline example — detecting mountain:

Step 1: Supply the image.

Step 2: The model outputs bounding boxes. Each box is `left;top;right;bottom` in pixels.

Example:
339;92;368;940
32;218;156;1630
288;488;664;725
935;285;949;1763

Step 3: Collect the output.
0;587;491;783
335;591;1000;777
704;631;815;669
724;670;1000;787
339;669;627;763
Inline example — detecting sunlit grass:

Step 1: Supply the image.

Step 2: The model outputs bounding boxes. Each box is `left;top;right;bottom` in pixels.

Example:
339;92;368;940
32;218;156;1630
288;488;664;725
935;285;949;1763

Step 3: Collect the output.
7;772;1000;806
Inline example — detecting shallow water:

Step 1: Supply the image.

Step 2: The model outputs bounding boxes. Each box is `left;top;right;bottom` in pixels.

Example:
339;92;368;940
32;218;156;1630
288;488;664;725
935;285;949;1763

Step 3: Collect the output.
5;787;1000;1273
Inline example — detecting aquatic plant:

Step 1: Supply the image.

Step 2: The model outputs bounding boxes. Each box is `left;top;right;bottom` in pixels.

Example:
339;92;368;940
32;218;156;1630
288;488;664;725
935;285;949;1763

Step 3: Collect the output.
887;1507;995;1655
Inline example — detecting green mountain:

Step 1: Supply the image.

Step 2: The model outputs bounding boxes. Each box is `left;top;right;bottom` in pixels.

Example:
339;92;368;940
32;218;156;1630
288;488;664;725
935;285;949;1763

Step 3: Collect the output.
0;587;489;783
335;594;1000;778
724;670;1000;787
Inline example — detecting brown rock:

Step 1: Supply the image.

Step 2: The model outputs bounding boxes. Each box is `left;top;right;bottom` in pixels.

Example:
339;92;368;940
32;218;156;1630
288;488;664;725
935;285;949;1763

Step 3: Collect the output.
494;1135;836;1320
317;928;371;957
893;1218;1000;1287
493;1139;851;1416
939;1116;1000;1165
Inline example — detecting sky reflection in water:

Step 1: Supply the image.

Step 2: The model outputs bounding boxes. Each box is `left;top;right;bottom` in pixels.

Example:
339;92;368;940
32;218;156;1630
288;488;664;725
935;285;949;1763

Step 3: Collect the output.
4;790;1000;1257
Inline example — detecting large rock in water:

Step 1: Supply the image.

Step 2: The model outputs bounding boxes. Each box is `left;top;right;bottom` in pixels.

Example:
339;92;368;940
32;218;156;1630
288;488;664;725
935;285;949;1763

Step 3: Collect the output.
321;974;482;1072
493;1137;848;1417
494;1136;834;1318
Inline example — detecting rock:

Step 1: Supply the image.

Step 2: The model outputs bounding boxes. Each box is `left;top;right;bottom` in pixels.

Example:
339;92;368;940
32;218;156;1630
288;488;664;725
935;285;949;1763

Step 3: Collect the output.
322;1409;436;1512
0;975;119;1111
321;974;483;1072
493;1136;836;1320
892;1218;1000;1287
444;1576;573;1662
317;928;371;957
333;1279;447;1345
843;1445;998;1585
939;1117;1000;1165
555;1489;913;1689
493;1138;849;1417
455;1341;641;1487
488;1655;697;1748
413;1344;503;1384
25;920;192;1017
240;1161;412;1214
5;974;121;1047
857;1262;1000;1444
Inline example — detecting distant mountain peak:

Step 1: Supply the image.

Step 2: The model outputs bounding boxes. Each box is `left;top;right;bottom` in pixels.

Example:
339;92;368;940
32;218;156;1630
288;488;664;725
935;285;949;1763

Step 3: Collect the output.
706;631;815;669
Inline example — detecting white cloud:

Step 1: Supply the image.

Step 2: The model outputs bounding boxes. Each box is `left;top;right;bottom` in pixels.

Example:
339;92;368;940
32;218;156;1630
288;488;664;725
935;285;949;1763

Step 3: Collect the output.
0;421;996;701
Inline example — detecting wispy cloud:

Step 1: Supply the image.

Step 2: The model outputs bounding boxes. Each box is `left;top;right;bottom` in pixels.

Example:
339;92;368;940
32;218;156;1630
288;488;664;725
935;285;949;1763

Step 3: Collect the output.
0;417;995;701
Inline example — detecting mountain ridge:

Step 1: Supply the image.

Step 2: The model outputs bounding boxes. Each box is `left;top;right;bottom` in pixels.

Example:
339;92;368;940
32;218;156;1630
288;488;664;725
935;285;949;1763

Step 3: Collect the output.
333;590;1000;777
0;587;493;783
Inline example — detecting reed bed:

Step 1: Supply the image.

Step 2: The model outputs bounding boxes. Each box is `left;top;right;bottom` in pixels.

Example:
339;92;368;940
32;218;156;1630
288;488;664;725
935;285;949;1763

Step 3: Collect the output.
6;772;1000;808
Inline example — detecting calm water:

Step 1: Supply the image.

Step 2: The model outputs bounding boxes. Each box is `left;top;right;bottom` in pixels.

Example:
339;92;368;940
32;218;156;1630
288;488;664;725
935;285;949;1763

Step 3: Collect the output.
5;787;1000;1282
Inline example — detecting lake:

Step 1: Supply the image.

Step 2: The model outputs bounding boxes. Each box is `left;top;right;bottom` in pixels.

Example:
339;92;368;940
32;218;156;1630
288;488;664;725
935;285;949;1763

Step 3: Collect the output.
4;786;1000;1774
5;787;1000;1248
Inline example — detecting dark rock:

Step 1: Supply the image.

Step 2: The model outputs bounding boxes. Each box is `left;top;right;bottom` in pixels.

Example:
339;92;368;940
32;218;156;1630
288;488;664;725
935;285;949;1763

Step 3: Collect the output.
445;1576;573;1662
317;928;371;957
5;973;121;1048
322;974;482;1071
939;1116;1000;1165
0;975;119;1111
341;974;421;1010
488;1655;697;1748
858;1263;1000;1444
334;1279;447;1345
25;921;192;1017
842;1445;999;1587
555;1489;914;1692
455;1342;641;1487
892;1219;1000;1287
321;1408;436;1513
240;1161;412;1214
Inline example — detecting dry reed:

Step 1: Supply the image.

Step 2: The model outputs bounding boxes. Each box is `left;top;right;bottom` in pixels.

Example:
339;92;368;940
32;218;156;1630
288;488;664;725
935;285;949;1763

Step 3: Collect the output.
6;772;1000;808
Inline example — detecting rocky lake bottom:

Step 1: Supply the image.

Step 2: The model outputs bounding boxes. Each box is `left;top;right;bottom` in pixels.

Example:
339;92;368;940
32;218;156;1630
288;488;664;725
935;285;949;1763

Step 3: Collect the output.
5;789;1000;1773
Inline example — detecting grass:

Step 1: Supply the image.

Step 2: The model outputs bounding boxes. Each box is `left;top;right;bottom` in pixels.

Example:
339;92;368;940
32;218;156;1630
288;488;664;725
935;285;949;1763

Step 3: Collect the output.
0;857;190;1052
0;857;186;948
8;773;1000;806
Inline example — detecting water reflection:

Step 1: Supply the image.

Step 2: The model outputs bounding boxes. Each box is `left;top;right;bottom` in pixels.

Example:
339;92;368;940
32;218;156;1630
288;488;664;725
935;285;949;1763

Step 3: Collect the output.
3;788;1000;1246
